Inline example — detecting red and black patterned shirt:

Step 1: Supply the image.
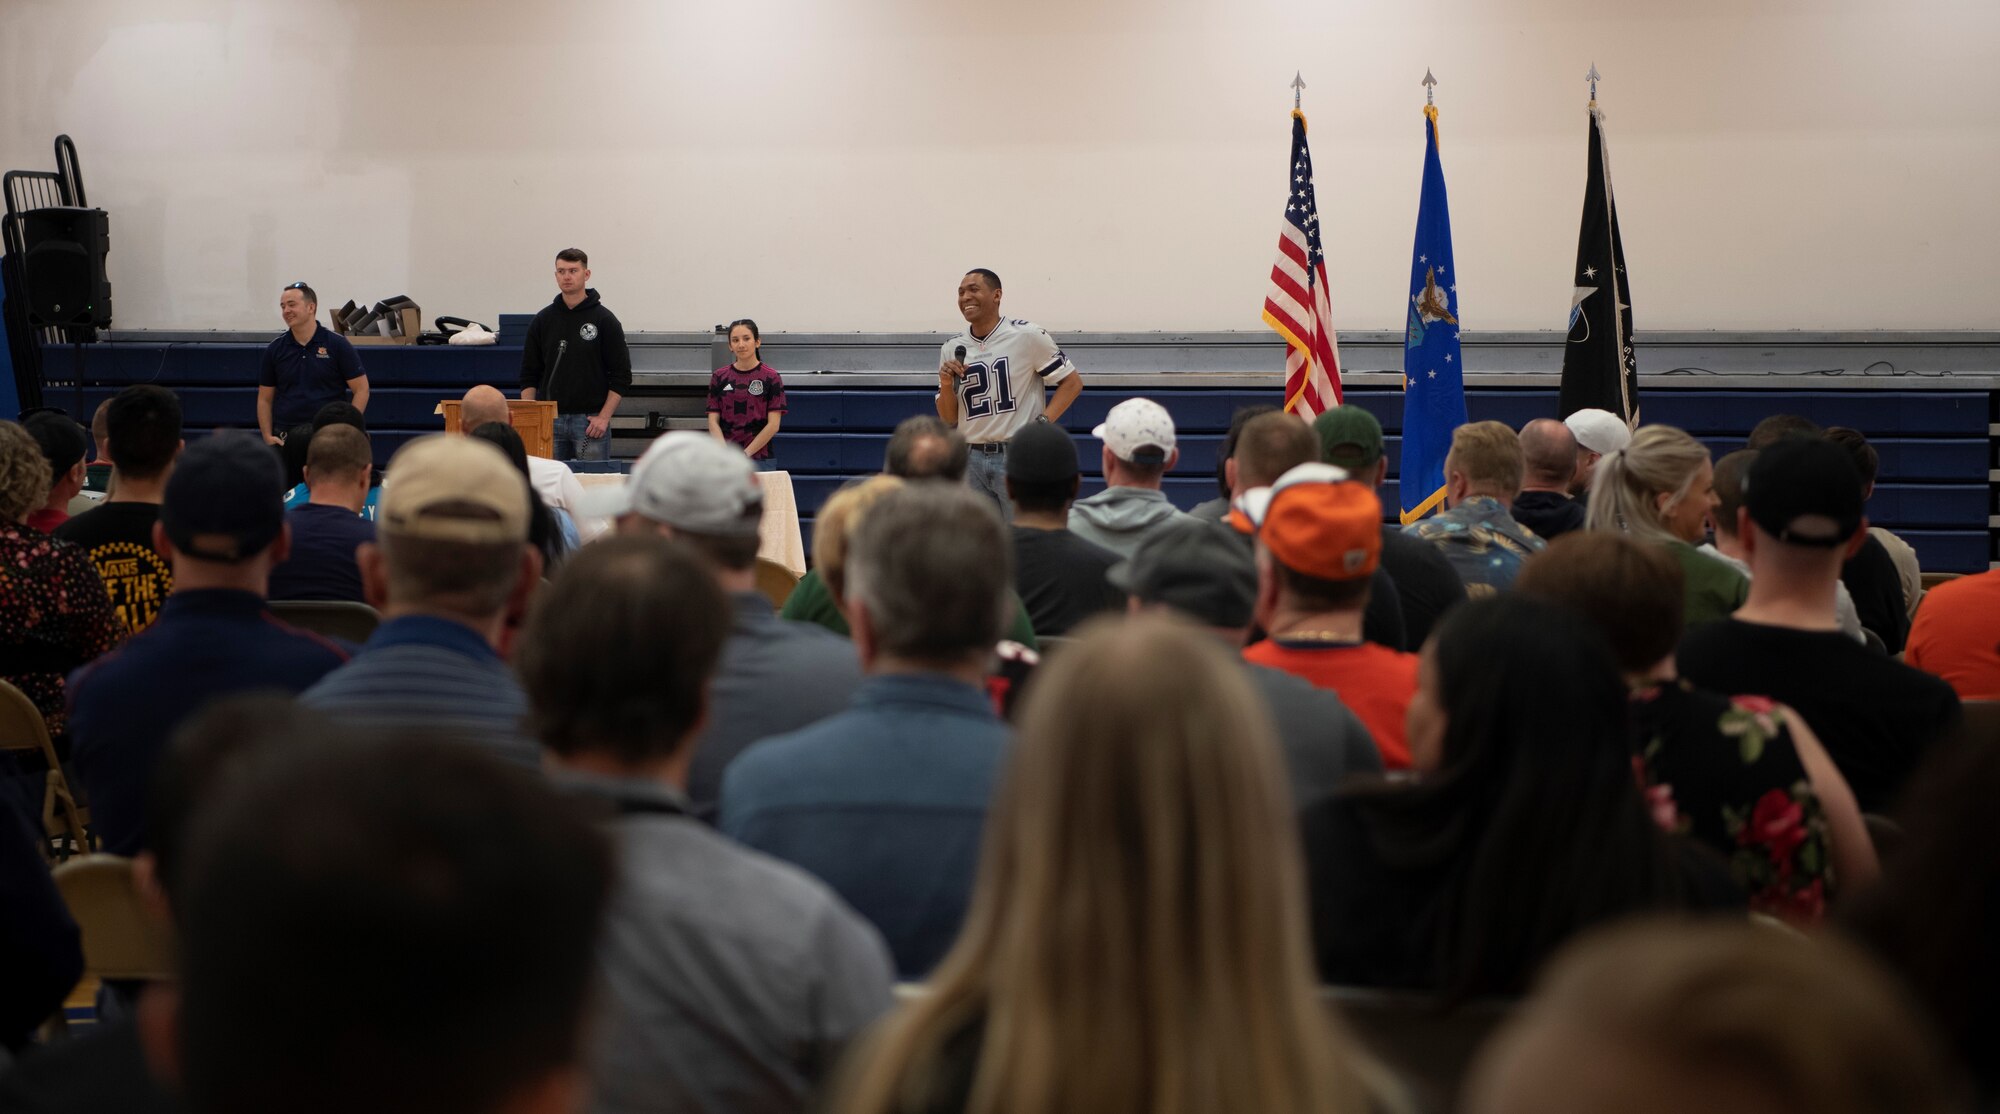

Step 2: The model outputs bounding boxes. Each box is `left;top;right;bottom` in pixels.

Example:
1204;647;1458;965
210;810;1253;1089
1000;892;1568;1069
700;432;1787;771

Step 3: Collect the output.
707;363;787;460
0;522;126;739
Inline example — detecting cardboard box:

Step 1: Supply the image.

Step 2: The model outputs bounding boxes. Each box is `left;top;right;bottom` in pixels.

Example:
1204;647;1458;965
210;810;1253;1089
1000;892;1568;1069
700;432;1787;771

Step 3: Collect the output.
338;304;421;345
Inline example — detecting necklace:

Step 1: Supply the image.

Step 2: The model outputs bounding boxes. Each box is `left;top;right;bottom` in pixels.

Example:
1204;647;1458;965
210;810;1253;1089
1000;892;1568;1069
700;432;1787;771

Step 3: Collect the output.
1269;628;1358;643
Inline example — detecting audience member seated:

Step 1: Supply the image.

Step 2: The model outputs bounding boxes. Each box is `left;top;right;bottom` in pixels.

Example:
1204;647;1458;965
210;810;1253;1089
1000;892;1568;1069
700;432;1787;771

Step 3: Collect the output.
1702;448;1864;641
470;421;573;570
1404;421;1545;595
784;475;1038;648
0;696;335;1113
21;410;89;534
1242;465;1417;770
0;422;124;743
0;786;80;1056
1745;414;1911;652
1067;398;1193;558
1115;522;1380;805
1904;568;2000;699
266;423;375;602
1561;407;1630;495
1509;418;1587;539
1187;403;1276;522
882;415;969;482
1583;424;1746;628
279;402;379;520
1301;596;1742;999
586;431;862;813
1005;421;1124;637
722;485;1014;979
1825;426;1918;651
832;614;1394;1114
56;385;183;633
517;535;894;1113
459;383;605;541
163;739;613;1114
1844;737;2000;1104
1678;438;1961;813
70;432;348;856
1517;532;1877;922
300;436;542;765
1227;411;1405;650
1465;919;1965;1114
1316;405;1467;648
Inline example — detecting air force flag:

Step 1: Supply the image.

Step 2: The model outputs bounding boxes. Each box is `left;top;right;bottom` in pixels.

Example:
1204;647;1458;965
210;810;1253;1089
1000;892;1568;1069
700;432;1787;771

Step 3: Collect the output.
1399;103;1468;524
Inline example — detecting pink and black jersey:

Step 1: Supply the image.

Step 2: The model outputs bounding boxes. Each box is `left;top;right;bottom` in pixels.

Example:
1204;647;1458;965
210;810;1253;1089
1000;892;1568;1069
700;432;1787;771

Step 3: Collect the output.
708;363;787;459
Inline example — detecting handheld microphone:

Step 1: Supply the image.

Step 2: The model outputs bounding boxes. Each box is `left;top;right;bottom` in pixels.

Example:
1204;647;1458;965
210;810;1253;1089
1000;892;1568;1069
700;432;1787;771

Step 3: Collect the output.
952;345;966;379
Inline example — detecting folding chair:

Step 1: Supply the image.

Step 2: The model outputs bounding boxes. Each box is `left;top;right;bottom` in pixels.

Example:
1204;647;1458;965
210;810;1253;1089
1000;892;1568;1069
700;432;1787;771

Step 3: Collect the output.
268;599;382;643
52;854;176;982
0;678;89;859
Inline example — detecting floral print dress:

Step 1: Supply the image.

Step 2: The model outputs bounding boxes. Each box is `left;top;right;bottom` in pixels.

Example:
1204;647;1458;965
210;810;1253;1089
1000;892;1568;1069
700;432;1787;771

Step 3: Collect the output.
0;522;126;740
1631;680;1832;923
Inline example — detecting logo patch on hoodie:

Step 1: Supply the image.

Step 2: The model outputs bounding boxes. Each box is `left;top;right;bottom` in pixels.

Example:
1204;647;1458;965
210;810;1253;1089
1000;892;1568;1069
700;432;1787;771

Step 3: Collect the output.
579;323;598;342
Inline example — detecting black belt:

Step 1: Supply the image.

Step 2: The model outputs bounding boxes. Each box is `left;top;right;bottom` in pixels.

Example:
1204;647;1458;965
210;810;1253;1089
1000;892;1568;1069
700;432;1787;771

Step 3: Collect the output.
970;442;1007;454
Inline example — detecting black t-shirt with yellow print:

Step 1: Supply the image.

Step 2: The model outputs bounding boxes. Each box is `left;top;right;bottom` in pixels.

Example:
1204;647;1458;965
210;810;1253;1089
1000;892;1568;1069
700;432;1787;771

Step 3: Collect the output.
53;502;173;632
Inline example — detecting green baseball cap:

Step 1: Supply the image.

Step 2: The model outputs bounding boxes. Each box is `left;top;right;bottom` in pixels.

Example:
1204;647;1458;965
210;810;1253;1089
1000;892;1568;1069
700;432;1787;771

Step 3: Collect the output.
1312;406;1384;472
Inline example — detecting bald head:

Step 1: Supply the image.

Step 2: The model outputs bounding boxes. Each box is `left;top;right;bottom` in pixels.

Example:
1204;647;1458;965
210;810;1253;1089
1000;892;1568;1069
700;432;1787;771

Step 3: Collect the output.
1520;419;1580;492
459;385;510;433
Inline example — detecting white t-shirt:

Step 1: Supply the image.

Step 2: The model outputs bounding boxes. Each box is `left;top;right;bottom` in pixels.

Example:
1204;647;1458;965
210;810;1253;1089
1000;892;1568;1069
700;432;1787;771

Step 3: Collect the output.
527;454;607;540
937;318;1077;445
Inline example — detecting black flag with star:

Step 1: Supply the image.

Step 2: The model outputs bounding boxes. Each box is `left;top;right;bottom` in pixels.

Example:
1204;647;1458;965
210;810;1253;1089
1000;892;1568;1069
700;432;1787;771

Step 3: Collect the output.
1557;107;1637;424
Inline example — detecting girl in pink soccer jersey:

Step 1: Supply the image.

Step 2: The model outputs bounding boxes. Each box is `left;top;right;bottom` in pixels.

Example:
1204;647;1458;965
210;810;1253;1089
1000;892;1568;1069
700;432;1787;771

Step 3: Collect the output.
707;318;787;471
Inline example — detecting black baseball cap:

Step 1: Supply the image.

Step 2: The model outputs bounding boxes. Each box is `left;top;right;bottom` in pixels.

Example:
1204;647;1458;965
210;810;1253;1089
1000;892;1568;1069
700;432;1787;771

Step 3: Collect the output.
22;410;88;475
1006;421;1080;484
1742;436;1864;547
1108;522;1257;629
161;431;288;562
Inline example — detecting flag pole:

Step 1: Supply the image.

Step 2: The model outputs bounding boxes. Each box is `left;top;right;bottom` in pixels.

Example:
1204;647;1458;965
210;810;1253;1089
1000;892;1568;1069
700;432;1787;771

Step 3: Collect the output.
1586;63;1600;109
1292;71;1305;112
1423;67;1436;107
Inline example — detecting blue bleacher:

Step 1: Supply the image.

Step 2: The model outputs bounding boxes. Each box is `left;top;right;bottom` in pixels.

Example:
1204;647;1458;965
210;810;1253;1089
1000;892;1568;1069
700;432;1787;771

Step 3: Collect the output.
43;343;1998;571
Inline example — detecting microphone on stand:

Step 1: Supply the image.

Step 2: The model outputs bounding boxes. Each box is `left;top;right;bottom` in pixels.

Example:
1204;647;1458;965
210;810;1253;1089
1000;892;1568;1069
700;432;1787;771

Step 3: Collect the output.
542;338;568;399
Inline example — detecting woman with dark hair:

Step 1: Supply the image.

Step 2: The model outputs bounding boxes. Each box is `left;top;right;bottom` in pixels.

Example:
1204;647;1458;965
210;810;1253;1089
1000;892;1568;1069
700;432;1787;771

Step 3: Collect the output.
469;422;570;570
1301;595;1741;1001
1516;532;1875;923
707;318;786;471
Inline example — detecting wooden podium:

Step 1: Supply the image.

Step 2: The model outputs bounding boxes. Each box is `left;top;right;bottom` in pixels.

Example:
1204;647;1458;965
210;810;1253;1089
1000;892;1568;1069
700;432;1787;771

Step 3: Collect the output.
437;399;557;458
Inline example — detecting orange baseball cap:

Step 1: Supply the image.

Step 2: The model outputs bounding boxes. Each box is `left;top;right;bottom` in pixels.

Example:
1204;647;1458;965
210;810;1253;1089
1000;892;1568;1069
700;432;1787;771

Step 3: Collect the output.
1236;463;1382;581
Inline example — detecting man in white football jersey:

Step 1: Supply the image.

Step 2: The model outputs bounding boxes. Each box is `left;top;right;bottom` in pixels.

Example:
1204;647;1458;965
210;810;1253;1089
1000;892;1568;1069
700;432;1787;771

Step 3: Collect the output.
936;268;1084;517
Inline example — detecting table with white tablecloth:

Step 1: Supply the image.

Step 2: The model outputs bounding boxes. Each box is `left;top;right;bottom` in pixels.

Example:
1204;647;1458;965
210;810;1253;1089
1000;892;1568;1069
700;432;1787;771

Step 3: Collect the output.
571;470;806;577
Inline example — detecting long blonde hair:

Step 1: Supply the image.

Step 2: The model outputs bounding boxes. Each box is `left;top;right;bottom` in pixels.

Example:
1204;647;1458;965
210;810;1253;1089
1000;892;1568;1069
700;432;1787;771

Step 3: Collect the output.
1584;424;1710;545
833;614;1392;1114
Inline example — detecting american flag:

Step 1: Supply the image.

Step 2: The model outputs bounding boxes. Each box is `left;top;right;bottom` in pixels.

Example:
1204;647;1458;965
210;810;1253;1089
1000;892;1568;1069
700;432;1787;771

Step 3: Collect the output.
1262;111;1343;418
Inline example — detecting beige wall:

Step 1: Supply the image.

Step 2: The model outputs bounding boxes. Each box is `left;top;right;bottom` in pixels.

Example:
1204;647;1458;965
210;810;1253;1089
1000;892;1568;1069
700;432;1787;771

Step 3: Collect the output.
2;0;1995;333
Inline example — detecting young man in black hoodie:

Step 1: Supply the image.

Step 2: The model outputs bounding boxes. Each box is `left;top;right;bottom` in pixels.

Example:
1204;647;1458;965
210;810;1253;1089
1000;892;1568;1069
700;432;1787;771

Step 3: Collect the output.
520;247;632;462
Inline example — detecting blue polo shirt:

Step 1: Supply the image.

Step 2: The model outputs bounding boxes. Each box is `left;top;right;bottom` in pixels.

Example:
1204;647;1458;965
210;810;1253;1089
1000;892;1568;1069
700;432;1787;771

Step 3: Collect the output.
260;324;364;427
67;589;351;855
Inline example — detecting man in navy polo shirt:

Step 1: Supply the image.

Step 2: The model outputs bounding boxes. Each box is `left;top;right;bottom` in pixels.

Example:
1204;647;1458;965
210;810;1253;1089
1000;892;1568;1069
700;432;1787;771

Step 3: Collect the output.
67;431;350;856
256;281;368;445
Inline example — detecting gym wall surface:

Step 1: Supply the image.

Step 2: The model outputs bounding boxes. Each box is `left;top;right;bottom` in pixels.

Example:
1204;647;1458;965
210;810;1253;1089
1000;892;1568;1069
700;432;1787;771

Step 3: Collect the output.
2;0;1996;333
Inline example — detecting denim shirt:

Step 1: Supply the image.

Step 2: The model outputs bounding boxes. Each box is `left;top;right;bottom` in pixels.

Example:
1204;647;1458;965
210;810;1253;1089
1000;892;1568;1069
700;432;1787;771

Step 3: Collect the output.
1404;496;1546;595
718;673;1010;979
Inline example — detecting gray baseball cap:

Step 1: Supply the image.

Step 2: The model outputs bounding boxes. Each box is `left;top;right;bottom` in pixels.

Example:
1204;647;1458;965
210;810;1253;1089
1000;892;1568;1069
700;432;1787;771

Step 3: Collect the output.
575;432;764;536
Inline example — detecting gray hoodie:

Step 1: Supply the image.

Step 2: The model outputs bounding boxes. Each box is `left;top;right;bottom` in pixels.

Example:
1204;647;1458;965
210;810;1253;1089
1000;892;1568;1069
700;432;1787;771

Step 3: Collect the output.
1067;487;1193;560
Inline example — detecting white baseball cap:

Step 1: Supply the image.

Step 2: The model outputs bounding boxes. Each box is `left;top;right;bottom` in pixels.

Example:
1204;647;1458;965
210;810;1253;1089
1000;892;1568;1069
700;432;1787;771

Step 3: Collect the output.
575;432;764;536
1092;398;1177;463
1565;408;1633;456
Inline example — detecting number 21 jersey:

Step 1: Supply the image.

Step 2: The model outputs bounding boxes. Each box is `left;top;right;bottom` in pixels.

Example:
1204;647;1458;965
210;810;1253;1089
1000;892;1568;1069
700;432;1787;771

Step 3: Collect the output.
938;318;1077;445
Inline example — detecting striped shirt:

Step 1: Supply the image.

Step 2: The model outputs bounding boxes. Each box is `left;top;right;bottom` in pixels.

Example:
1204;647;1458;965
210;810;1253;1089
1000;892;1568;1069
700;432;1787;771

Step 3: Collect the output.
300;615;540;766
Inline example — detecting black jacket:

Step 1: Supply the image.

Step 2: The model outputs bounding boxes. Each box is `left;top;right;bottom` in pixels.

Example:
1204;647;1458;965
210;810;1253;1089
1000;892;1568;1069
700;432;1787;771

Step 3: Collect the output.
519;288;633;415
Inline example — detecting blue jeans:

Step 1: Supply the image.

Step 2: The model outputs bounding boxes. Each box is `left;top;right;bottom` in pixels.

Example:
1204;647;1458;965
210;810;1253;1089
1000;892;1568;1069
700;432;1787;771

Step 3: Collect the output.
552;413;611;462
753;455;780;473
964;444;1011;522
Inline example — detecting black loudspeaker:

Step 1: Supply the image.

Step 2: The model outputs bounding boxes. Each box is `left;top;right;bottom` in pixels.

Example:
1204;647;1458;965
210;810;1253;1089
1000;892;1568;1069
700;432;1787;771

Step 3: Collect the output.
21;206;111;328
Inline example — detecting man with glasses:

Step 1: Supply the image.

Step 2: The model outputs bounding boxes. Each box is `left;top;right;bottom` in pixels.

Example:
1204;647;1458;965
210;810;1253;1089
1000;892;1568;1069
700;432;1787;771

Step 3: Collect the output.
257;281;368;446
